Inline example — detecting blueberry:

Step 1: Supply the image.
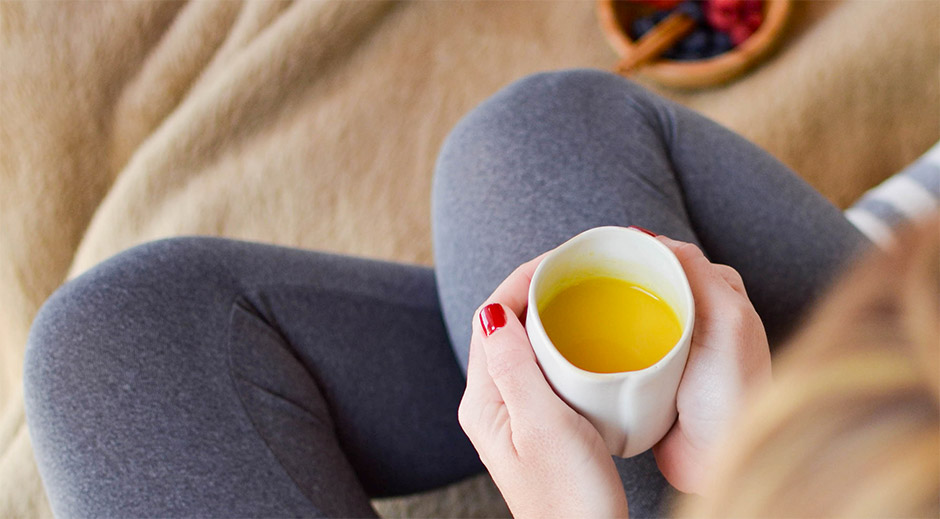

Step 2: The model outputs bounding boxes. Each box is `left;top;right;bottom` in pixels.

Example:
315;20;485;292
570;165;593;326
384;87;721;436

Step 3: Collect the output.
703;46;724;58
711;31;734;54
662;47;683;60
679;28;711;54
664;45;698;61
676;0;706;24
675;49;701;61
630;15;657;39
652;10;670;23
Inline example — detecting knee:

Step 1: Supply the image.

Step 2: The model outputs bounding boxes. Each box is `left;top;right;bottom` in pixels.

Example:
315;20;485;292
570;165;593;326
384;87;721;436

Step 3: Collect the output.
498;69;655;113
444;69;657;146
23;237;236;419
434;70;662;188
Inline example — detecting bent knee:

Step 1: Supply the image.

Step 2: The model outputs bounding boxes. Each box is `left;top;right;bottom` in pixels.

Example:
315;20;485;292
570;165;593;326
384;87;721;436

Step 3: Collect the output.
445;69;658;140
23;237;238;417
433;69;669;206
501;69;654;108
434;69;663;187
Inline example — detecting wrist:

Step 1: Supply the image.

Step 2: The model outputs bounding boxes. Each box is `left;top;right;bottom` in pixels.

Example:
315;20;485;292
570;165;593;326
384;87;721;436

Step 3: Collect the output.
495;459;629;519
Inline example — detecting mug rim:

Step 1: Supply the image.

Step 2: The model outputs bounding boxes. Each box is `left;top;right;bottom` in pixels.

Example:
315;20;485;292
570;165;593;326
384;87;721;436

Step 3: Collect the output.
527;225;695;380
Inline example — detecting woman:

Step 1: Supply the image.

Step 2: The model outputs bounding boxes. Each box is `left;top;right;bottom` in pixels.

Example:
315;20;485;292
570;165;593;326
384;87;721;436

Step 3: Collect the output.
24;70;871;517
680;216;938;518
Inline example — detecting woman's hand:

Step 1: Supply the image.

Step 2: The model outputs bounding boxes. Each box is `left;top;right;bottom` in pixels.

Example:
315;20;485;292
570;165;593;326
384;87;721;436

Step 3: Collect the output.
458;254;630;519
652;236;772;494
458;233;772;512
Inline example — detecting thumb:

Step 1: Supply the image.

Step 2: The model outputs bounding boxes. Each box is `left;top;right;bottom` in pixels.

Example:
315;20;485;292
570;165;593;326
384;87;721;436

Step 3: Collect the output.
476;303;566;425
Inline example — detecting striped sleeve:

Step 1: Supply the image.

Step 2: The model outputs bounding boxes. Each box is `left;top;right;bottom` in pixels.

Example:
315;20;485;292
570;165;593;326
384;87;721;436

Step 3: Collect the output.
846;141;940;248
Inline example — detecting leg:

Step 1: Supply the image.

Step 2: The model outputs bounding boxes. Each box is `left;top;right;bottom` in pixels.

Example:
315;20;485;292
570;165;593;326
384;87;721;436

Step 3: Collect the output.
433;69;869;359
24;237;480;517
431;69;869;516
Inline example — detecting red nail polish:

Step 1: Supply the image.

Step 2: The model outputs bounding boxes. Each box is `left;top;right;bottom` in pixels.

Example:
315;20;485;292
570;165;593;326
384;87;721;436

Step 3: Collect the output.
479;303;507;337
628;225;657;237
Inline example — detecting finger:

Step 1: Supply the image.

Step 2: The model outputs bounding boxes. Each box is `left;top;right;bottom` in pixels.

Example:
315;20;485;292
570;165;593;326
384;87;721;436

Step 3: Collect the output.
474;303;568;431
656;236;716;286
657;235;749;299
461;251;556;449
463;324;500;414
476;251;551;321
459;330;507;445
656;235;741;307
712;263;749;297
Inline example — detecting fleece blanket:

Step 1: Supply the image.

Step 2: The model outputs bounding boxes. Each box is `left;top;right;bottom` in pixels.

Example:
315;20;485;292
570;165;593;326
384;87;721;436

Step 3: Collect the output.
1;1;938;516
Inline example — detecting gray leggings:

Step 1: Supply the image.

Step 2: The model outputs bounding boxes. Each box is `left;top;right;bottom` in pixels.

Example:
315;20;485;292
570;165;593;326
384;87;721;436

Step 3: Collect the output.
24;70;867;518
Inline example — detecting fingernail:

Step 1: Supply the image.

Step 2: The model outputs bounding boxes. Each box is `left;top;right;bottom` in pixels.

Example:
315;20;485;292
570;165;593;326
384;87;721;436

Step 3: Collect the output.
479;303;507;337
628;225;657;237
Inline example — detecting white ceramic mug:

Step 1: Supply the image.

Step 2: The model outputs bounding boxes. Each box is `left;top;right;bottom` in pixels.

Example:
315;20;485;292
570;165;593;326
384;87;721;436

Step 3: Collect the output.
525;226;695;458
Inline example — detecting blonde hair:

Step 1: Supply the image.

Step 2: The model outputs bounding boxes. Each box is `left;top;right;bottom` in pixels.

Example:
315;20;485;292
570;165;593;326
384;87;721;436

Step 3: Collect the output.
679;216;939;518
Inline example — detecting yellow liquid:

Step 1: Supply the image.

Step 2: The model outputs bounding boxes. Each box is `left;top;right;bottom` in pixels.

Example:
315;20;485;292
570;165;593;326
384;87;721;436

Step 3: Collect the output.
539;277;682;373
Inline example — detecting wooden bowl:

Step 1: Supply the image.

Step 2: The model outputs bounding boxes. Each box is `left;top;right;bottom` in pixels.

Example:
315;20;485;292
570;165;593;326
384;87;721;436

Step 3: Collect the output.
597;0;792;89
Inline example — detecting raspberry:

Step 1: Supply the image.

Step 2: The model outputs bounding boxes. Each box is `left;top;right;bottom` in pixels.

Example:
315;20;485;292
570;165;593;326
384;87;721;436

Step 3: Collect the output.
729;23;754;45
704;0;763;45
640;0;760;60
744;10;763;31
742;0;762;13
711;0;741;11
643;0;683;8
704;0;736;31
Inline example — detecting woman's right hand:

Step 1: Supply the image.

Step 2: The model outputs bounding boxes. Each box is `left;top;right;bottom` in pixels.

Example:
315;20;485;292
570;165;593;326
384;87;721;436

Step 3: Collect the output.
651;235;772;494
458;254;630;519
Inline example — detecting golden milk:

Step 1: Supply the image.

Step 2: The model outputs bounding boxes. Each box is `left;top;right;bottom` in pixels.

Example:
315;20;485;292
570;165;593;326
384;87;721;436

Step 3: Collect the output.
538;276;682;373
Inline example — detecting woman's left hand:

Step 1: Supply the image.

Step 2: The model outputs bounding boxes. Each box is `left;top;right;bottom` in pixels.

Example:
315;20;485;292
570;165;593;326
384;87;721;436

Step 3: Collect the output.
458;254;630;519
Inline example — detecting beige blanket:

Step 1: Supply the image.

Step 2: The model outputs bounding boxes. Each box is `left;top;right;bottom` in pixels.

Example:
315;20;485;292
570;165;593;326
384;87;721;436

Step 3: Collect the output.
2;1;938;516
